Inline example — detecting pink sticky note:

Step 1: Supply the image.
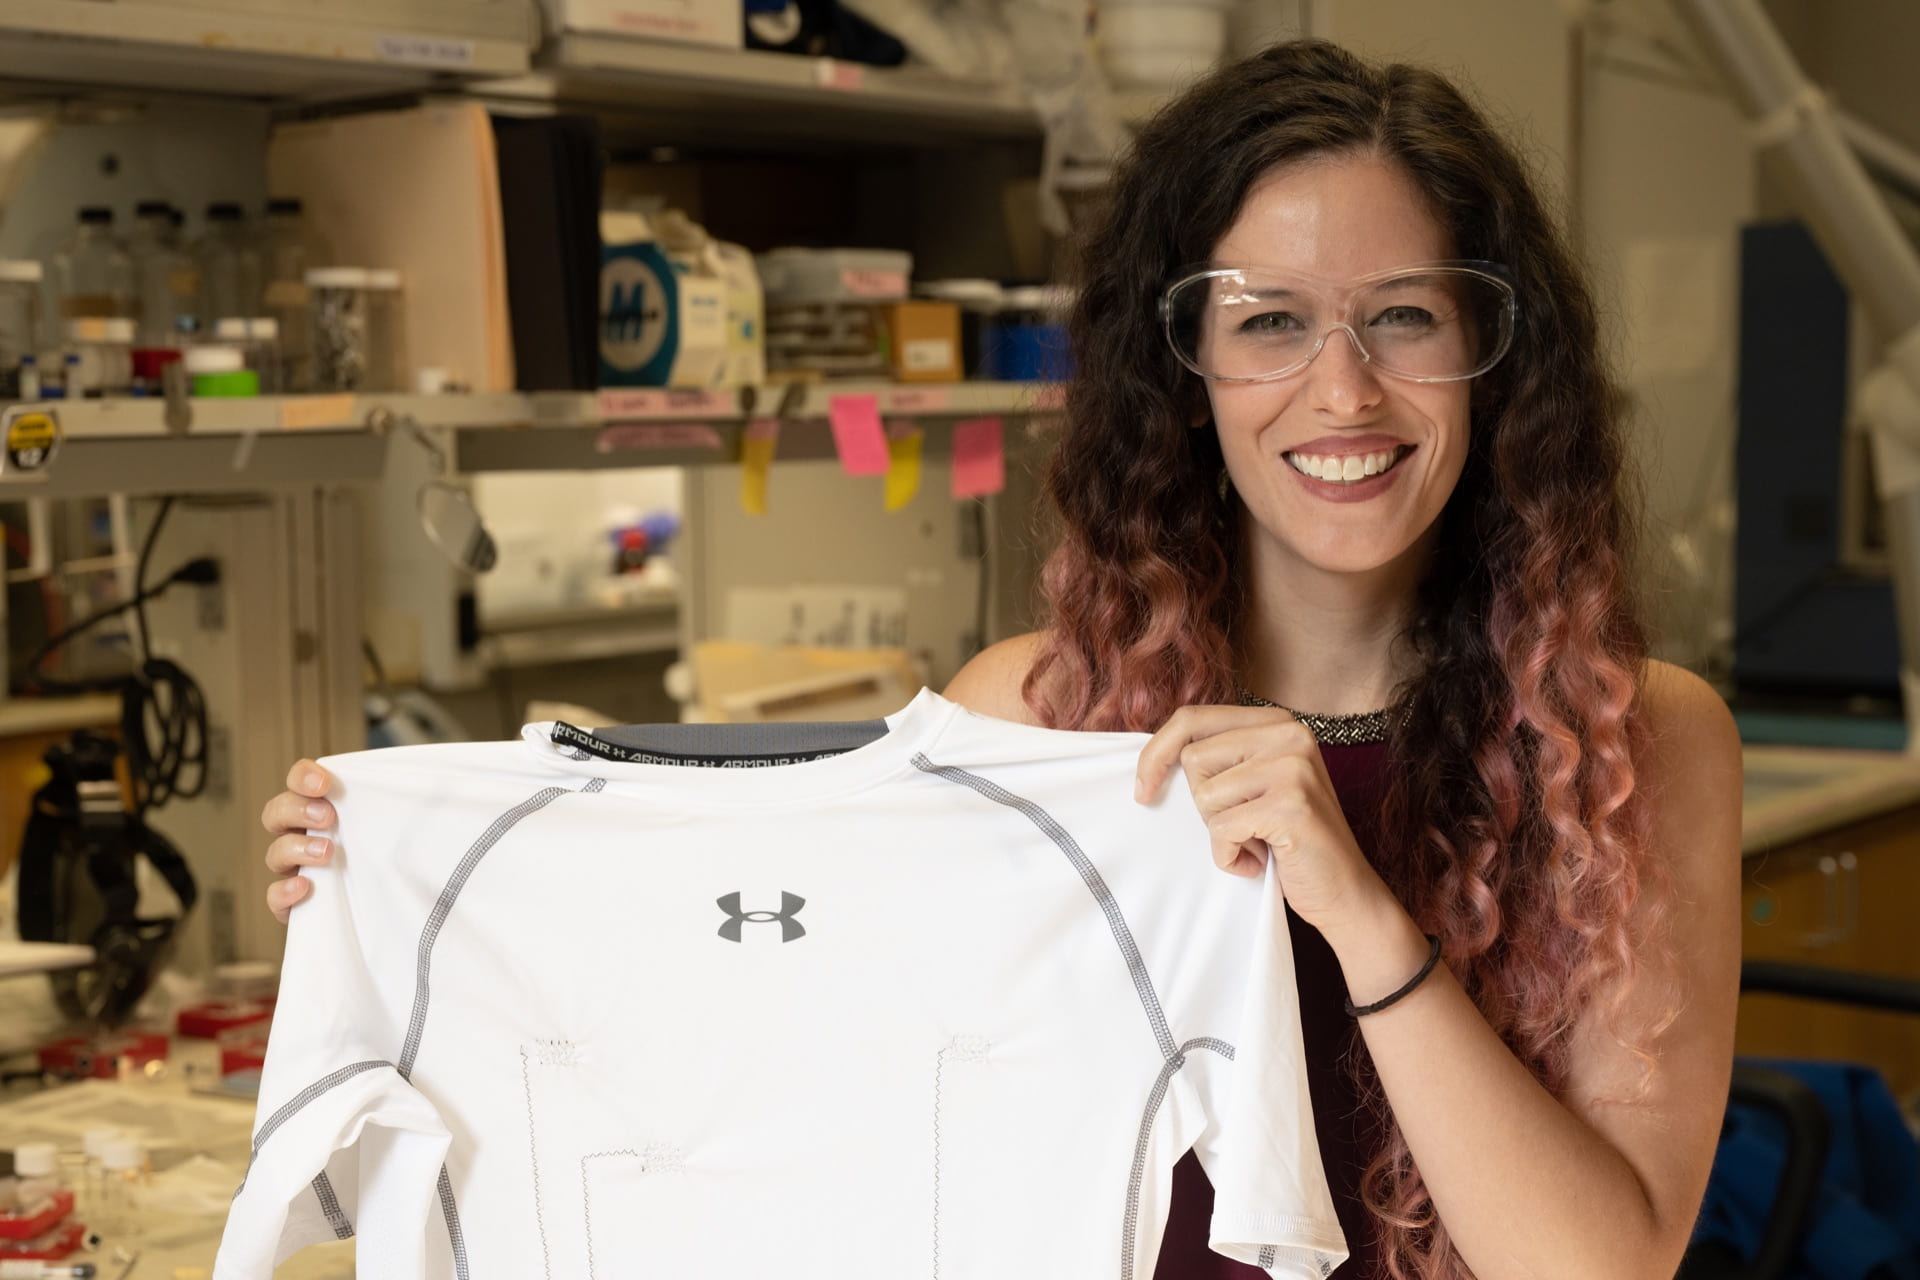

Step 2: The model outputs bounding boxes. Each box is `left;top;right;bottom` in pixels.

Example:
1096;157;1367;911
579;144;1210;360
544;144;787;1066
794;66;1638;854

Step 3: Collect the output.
828;394;890;476
951;417;1005;498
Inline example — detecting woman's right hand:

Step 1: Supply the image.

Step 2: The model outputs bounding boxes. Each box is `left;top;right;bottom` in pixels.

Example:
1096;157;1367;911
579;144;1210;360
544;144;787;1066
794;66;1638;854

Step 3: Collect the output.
262;760;335;924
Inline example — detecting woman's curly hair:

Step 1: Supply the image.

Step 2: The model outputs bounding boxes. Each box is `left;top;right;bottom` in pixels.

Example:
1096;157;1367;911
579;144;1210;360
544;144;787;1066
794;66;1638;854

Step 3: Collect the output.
1024;39;1676;1279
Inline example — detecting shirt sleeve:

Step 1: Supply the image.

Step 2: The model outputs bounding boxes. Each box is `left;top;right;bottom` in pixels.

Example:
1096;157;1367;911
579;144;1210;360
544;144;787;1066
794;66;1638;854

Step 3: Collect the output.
214;802;452;1280
1187;859;1349;1280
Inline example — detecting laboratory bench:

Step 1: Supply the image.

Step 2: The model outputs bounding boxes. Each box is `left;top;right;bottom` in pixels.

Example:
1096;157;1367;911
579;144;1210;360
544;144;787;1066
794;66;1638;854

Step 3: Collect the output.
1737;743;1920;1098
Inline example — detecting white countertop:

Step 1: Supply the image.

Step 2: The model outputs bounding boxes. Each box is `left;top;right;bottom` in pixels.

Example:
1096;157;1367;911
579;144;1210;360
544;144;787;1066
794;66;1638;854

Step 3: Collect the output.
0;1050;352;1277
1741;743;1920;853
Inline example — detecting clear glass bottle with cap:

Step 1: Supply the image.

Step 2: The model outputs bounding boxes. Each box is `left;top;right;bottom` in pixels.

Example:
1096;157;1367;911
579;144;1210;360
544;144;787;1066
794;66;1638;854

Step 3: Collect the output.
55;1148;87;1215
195;201;262;330
308;267;371;392
52;206;133;323
0;259;43;400
127;200;198;350
81;1125;121;1215
262;198;321;393
97;1136;146;1234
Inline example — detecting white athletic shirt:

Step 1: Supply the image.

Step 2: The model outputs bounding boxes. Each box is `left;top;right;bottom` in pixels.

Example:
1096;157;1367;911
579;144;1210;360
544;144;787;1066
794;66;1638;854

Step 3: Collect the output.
216;688;1347;1280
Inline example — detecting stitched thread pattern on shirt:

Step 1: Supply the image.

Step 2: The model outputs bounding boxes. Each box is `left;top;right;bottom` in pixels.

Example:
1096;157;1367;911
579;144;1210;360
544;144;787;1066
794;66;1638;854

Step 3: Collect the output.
910;755;1178;1061
235;1058;393;1196
1120;1038;1236;1280
533;1037;580;1068
311;1171;353;1239
438;1162;469;1280
520;1046;553;1280
933;1035;992;1278
581;1146;687;1279
399;778;605;1080
910;758;1264;1277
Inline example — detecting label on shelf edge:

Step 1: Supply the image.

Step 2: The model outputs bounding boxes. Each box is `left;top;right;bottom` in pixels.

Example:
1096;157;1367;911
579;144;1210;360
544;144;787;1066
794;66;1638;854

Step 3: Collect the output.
596;388;738;421
814;59;865;91
595;423;726;453
376;34;476;68
881;386;952;413
279;395;357;431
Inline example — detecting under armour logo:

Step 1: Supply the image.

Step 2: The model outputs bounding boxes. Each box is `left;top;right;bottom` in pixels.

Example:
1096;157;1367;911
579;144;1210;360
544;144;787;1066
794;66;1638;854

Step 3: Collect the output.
717;892;807;943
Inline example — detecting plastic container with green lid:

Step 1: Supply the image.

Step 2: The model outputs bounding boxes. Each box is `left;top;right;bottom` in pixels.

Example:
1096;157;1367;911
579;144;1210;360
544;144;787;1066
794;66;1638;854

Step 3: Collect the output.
185;344;259;397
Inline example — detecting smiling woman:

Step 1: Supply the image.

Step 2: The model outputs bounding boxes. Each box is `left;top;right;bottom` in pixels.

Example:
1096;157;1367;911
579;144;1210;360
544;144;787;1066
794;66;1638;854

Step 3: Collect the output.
943;36;1743;1280
250;32;1743;1280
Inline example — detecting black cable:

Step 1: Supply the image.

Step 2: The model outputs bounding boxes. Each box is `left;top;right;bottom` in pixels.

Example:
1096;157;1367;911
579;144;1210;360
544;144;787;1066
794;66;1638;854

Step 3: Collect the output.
24;527;216;814
133;495;174;665
118;658;206;812
23;597;145;683
123;496;207;810
363;637;390;698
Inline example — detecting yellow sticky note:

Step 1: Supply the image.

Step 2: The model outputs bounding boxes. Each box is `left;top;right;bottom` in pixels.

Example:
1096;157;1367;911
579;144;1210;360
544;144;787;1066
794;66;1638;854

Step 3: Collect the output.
884;426;923;511
740;419;779;516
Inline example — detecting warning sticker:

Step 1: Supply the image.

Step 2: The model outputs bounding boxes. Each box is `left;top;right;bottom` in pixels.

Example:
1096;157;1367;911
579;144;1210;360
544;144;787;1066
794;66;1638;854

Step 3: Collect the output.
3;408;59;474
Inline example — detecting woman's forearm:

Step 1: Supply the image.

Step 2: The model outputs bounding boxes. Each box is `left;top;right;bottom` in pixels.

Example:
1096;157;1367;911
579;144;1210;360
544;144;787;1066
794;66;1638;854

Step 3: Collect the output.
1320;890;1679;1280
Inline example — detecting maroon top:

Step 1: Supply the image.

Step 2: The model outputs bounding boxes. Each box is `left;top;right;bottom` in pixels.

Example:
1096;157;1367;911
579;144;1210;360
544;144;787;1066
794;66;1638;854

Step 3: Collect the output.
1152;740;1391;1280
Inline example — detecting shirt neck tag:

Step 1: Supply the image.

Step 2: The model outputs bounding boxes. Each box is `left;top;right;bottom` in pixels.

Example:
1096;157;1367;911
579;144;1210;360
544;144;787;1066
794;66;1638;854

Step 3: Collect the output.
549;721;859;768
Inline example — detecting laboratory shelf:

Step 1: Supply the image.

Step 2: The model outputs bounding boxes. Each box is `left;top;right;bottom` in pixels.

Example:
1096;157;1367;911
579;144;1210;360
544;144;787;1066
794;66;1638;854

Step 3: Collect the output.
0;692;121;737
481;591;683;669
0;0;533;102
0;382;1060;494
473;34;1041;144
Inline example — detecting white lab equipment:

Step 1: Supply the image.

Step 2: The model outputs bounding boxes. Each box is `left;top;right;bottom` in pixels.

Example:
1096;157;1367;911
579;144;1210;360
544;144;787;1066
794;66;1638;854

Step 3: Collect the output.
1675;0;1920;750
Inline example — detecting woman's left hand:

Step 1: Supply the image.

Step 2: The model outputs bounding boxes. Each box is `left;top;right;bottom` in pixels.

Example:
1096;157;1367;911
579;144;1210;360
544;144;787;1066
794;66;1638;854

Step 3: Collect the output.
1135;704;1386;936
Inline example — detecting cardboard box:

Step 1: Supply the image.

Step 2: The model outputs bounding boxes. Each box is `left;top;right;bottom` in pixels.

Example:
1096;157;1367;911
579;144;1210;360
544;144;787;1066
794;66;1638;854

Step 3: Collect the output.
883;300;962;382
543;0;743;49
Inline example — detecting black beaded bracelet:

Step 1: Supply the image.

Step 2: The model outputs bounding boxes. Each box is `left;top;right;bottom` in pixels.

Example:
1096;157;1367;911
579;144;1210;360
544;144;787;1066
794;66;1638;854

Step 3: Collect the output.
1344;933;1444;1017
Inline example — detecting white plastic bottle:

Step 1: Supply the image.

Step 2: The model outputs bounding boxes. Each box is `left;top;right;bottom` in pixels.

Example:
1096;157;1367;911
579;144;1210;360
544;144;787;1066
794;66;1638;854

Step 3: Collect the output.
11;1142;61;1210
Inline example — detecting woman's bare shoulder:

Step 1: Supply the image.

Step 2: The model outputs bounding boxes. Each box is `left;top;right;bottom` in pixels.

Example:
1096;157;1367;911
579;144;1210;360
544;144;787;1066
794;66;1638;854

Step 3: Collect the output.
1636;657;1743;835
941;631;1055;726
1639;658;1739;762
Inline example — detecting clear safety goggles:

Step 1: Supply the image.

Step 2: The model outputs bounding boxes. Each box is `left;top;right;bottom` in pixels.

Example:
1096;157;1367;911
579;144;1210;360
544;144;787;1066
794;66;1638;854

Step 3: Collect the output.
1159;260;1517;384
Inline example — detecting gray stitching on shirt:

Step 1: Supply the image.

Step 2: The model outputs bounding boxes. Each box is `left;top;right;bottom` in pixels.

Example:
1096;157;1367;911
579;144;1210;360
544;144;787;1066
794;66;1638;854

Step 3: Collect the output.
235;1059;392;1195
910;754;1178;1061
398;780;603;1079
910;759;1256;1275
438;1163;469;1280
1122;1038;1236;1280
312;1171;353;1238
1260;1242;1279;1268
